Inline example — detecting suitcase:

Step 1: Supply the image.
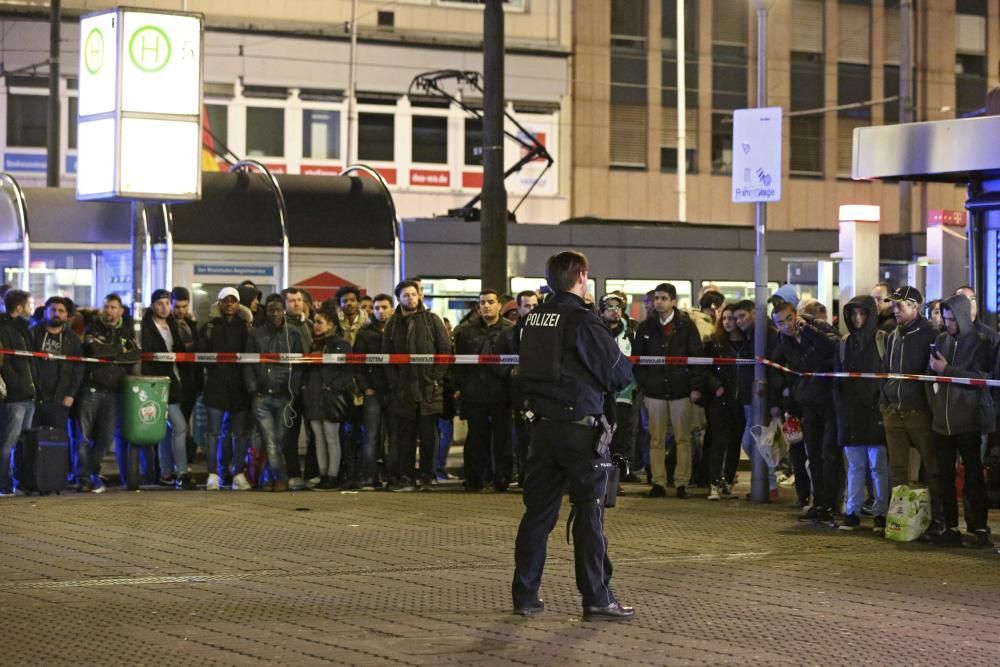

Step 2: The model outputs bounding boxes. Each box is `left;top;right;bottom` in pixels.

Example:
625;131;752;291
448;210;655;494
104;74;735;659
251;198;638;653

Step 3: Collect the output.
16;427;70;495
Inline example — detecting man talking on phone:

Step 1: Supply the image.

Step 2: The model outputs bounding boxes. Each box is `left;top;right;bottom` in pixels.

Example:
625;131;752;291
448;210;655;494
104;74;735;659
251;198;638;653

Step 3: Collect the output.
878;286;945;540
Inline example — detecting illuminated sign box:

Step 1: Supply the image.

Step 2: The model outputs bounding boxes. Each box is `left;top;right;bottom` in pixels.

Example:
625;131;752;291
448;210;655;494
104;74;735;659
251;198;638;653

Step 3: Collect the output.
77;7;203;202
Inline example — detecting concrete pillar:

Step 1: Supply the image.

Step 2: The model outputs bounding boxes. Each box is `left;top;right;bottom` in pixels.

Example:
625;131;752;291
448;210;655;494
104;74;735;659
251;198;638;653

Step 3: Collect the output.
925;209;969;300
816;260;835;314
836;205;881;306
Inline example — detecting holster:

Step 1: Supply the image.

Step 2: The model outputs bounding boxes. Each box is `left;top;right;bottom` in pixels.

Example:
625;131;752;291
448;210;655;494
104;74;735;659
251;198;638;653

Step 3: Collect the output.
592;413;615;459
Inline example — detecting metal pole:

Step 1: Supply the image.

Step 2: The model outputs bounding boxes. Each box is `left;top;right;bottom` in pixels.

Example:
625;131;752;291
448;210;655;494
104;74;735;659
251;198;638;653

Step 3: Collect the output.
131;201;144;322
345;0;358;165
481;0;508;292
676;0;686;221
46;0;60;188
751;2;769;504
899;0;913;233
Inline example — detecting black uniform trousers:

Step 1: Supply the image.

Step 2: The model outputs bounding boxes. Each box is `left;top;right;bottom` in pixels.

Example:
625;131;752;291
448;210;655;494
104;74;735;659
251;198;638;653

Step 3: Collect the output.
512;419;615;609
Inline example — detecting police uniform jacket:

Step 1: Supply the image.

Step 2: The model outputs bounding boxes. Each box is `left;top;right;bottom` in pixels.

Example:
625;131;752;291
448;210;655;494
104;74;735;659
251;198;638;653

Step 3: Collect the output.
518;291;633;420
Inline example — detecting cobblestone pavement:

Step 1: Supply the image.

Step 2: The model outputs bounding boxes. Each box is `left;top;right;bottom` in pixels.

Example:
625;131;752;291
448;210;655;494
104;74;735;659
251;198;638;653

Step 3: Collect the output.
1;480;998;666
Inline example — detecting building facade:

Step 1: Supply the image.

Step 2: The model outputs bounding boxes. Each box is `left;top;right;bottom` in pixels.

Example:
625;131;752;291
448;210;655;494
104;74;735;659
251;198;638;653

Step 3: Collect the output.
573;0;996;234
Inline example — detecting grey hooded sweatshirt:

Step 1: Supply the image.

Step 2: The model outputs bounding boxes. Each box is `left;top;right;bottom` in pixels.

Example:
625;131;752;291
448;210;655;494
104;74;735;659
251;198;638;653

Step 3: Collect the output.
926;294;996;436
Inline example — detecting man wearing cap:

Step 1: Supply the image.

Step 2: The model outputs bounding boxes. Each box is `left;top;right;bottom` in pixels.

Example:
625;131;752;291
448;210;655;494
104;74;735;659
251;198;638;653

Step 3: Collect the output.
879;285;945;538
600;293;638;475
199;287;253;491
30;296;83;429
140;289;195;490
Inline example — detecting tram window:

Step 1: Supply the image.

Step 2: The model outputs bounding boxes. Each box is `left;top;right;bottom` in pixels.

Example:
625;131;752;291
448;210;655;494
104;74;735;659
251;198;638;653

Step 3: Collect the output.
205;104;229;151
701;281;779;303
605;279;693;319
303;109;340;160
7;94;47;148
412;116;448;164
4;266;92;309
358;113;394;161
246;107;284;157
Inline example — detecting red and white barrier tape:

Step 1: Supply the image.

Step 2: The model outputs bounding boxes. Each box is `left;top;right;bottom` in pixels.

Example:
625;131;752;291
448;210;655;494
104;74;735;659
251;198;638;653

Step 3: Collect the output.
1;348;996;388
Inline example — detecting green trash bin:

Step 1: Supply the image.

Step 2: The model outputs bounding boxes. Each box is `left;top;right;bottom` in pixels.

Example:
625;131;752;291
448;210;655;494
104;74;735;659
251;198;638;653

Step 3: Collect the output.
121;375;171;445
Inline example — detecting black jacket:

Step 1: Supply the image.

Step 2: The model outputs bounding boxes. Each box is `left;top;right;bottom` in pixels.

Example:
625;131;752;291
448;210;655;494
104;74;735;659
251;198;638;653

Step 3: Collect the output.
452;315;512;405
704;334;742;404
173;316;202;405
880;314;938;412
83;318;138;393
927;294;995;435
353;320;389;395
303;332;354;421
834;296;886;446
382;305;450;416
31;323;83;402
0;314;36;402
244;322;304;400
632;309;706;400
140;311;186;405
494;317;525;407
198;311;252;412
771;318;840;410
518;291;633;420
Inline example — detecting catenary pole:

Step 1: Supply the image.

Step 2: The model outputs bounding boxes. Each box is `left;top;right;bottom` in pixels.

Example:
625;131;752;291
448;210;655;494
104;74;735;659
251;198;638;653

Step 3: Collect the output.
481;0;508;293
751;1;769;504
47;0;60;188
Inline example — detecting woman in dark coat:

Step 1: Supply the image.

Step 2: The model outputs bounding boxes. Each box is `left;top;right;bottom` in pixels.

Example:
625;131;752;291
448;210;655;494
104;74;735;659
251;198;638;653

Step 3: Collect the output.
703;304;745;500
304;304;354;489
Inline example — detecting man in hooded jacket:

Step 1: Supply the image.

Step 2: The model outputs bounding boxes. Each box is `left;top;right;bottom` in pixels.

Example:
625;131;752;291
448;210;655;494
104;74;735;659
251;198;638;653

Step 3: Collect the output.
926;293;995;547
834;296;890;532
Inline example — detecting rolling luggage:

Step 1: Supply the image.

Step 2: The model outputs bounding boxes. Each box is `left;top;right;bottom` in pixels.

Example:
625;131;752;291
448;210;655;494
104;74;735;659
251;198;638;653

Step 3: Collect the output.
16;427;70;495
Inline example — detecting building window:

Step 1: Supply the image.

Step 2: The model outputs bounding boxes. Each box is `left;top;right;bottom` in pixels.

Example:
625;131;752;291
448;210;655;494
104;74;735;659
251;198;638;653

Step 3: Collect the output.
205;103;228;151
661;0;698;109
412;115;448;164
7;94;48;147
303;109;340;160
790;52;824;175
610;0;648;168
358;112;394;161
956;54;987;115
464;116;483;165
710;112;733;174
837;63;871;175
68;96;78;150
245;107;284;157
660;108;697;173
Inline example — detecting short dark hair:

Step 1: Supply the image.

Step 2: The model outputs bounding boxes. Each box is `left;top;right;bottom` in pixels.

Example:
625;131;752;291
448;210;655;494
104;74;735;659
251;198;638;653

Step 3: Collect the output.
480;288;501;300
733;299;754;314
264;293;285;307
45;296;74;315
545;250;589;292
336;285;361;303
372;293;392;305
874;281;893;292
394;280;420;299
771;301;796;319
360;294;373;303
699;290;725;311
654;282;677;300
282;287;303;298
516;290;537;307
104;293;123;307
4;289;29;314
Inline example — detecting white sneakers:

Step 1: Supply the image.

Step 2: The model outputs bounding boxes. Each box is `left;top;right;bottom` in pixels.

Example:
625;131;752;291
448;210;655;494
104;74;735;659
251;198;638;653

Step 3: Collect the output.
288;477;306;491
231;473;251;491
707;485;721;501
206;474;221;491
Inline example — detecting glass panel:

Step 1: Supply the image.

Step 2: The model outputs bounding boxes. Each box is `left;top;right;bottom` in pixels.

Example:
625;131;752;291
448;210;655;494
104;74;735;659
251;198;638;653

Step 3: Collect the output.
411;115;447;164
205;103;228;149
303;109;341;160
68;96;78;150
464;116;483;165
7;94;48;147
700;280;780;303
358;112;394;161
245;106;284;157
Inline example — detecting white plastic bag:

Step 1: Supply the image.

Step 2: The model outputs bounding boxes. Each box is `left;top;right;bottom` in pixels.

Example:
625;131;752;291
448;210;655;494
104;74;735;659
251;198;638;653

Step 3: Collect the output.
884;484;931;542
749;421;781;467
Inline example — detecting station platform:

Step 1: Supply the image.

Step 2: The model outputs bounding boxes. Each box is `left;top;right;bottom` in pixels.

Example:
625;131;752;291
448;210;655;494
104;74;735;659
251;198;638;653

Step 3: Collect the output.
0;478;998;666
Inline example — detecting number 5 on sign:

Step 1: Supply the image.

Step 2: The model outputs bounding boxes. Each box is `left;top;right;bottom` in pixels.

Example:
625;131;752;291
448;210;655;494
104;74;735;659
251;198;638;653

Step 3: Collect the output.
731;107;782;204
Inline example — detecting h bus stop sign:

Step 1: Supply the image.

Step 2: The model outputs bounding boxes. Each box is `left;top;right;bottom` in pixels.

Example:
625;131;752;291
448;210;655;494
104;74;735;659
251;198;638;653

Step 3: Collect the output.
731;107;782;203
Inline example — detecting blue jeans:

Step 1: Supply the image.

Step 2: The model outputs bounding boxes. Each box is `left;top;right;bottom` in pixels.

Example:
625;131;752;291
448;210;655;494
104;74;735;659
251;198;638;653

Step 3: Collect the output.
254;395;289;481
437;417;454;476
362;394;386;482
156;403;189;477
76;388;117;483
206;407;249;477
1;401;35;491
741;404;777;490
845;445;889;517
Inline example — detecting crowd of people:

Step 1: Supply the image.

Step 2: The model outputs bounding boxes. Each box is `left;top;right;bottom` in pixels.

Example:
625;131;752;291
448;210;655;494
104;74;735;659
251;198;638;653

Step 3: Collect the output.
0;274;995;548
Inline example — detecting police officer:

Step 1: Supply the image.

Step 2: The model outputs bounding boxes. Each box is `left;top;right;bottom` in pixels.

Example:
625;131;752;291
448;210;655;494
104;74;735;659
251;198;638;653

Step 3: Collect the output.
511;250;635;621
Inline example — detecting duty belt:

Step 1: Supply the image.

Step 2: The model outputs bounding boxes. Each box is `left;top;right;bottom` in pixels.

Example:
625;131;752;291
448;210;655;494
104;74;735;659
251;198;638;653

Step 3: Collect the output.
539;415;598;427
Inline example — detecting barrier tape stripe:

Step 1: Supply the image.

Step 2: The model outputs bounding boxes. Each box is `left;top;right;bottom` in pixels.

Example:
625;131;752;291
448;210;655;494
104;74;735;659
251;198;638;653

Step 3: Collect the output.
1;348;996;388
